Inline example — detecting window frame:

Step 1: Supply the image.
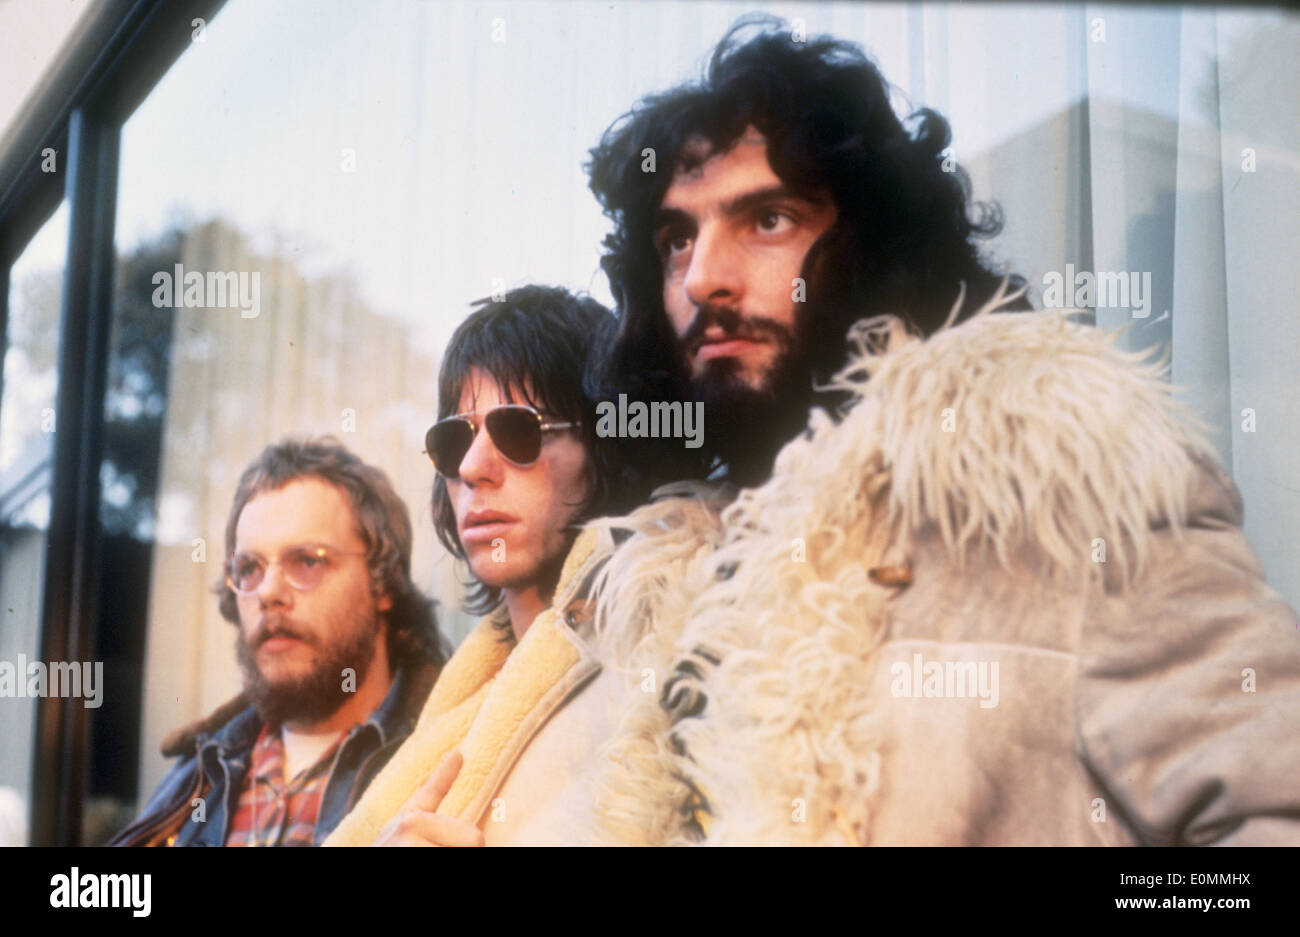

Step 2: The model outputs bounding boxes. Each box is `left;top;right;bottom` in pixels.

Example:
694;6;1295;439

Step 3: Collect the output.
0;0;228;846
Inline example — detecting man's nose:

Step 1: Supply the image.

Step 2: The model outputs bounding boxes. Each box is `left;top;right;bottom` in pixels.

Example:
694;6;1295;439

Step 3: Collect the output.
456;422;505;486
683;223;744;311
256;561;293;608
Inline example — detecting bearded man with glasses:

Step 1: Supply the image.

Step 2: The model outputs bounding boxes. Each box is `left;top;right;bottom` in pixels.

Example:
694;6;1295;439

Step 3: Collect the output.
326;284;633;847
110;438;444;846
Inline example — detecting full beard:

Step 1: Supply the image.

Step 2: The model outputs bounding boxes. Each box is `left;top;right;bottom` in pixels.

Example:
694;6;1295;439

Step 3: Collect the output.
236;610;379;728
685;310;818;488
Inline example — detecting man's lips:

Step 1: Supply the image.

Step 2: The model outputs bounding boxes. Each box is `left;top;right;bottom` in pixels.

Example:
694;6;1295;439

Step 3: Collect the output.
461;510;518;545
252;617;311;654
259;635;305;654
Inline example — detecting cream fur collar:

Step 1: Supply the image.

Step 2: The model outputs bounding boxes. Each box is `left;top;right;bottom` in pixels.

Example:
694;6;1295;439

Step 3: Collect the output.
587;284;1214;845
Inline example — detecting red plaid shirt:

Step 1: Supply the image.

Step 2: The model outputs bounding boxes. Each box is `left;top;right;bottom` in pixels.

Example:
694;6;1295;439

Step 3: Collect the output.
225;724;342;847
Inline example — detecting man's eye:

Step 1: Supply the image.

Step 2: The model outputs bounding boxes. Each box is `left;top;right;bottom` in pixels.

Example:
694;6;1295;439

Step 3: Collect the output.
279;549;322;576
756;211;795;234
233;557;261;579
658;231;692;257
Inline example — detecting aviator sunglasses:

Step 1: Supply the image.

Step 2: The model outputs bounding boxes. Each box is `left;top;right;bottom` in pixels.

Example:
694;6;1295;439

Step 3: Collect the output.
425;404;579;479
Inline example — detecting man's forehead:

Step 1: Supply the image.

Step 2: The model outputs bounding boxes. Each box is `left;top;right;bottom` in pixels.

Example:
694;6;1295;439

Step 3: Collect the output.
236;477;360;550
456;366;539;412
664;130;780;206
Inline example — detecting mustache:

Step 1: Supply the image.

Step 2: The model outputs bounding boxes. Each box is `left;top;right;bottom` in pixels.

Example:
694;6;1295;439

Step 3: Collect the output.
680;304;796;356
245;615;314;649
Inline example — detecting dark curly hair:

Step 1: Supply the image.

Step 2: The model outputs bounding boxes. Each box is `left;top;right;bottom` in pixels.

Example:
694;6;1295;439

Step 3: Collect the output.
430;285;623;618
585;16;1029;487
216;436;443;673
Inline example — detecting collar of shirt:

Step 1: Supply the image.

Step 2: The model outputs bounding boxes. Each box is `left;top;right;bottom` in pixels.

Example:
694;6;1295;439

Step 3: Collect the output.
250;723;341;794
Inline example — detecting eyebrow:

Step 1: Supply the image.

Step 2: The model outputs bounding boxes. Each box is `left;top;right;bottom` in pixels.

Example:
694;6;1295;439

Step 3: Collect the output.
231;542;337;559
655;184;827;231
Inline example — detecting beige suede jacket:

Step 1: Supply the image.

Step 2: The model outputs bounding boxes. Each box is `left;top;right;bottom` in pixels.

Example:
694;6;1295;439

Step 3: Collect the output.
587;300;1300;846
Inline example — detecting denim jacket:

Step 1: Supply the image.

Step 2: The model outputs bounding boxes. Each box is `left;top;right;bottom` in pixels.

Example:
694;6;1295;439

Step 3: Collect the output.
109;658;439;847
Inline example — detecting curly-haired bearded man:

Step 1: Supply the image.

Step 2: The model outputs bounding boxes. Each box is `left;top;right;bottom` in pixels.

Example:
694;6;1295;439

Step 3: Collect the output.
574;19;1300;846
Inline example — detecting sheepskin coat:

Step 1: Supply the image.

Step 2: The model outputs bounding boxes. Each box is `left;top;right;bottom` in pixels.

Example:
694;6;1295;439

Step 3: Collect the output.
584;292;1300;846
324;526;624;846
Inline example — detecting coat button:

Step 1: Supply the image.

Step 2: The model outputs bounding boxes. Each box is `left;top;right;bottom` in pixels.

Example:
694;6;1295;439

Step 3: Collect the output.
868;564;913;588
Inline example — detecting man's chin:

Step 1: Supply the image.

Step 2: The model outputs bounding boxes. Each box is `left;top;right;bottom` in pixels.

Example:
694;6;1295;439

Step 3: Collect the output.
244;671;352;727
237;641;362;727
468;554;541;588
694;368;779;419
473;571;537;595
252;659;314;690
696;370;768;396
691;358;815;484
470;551;569;602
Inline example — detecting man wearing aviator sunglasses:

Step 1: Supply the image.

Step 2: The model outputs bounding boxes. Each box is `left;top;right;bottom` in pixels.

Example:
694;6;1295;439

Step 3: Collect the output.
326;285;632;847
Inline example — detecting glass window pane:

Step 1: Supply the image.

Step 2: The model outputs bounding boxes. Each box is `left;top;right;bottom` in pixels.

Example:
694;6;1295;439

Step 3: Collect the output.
107;0;821;818
64;0;1300;847
0;200;68;846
